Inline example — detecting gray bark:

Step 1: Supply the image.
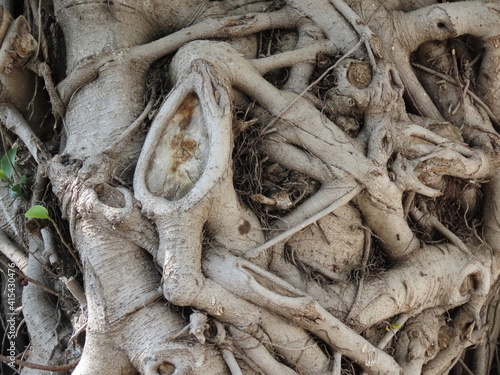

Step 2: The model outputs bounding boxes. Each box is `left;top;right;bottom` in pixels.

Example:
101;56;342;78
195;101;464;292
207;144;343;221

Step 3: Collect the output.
0;1;500;374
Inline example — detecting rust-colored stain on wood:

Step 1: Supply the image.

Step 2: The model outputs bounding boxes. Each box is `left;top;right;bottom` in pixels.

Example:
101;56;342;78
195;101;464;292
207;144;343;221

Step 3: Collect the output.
170;133;199;173
169;93;200;174
176;93;198;130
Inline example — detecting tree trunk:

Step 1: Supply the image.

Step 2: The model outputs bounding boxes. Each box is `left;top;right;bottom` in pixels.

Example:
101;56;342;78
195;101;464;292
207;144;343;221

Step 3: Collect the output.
1;1;500;374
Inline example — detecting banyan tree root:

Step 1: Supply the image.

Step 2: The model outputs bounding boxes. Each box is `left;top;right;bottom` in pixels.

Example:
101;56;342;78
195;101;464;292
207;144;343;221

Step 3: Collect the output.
69;186;227;375
2;1;500;374
133;47;335;375
133;31;499;373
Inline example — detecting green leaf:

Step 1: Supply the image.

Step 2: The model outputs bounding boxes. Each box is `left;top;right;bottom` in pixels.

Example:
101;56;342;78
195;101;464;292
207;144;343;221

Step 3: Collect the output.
9;189;21;200
391;324;401;329
1;148;17;179
19;175;27;184
1;157;13;179
10;183;25;200
11;183;21;193
25;205;50;219
0;169;5;180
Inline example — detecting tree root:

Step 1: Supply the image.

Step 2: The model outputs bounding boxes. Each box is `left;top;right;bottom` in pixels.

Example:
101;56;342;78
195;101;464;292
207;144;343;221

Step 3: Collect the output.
8;1;498;373
204;248;403;375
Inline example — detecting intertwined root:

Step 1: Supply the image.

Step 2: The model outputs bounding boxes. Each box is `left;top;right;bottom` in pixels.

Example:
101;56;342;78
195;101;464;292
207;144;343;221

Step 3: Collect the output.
129;36;498;373
3;1;500;374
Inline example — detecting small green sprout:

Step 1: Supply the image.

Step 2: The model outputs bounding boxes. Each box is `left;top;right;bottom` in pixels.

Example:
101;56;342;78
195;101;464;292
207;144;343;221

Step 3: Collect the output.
0;147;28;199
385;323;401;332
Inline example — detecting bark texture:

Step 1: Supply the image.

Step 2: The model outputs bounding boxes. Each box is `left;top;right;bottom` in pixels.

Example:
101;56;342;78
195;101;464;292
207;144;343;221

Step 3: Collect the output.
1;1;500;374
